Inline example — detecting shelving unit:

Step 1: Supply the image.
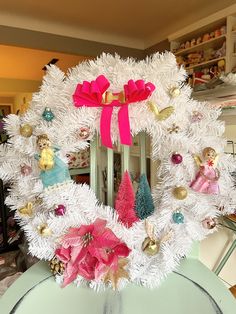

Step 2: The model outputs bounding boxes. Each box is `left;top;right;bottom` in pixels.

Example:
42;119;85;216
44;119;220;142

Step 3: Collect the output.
169;12;236;92
185;56;226;71
175;34;226;56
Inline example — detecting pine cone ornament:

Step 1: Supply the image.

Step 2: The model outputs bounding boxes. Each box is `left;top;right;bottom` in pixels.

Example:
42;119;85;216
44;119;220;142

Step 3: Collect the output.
50;257;65;276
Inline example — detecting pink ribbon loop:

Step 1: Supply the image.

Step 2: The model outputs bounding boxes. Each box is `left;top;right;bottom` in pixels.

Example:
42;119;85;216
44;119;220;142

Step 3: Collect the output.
73;75;155;148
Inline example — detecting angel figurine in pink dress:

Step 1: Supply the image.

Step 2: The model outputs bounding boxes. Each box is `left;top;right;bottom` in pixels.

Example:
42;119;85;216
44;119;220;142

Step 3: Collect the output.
190;147;220;195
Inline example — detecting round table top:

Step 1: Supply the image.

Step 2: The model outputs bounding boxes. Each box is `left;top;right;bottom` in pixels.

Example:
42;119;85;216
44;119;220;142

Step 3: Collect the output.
0;259;235;314
227;214;236;223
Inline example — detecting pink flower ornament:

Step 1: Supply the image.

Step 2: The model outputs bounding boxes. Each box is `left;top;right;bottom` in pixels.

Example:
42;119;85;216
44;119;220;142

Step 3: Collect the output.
55;218;130;287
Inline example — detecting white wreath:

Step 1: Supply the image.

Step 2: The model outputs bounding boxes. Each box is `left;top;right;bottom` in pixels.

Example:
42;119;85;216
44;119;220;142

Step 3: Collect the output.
0;52;235;291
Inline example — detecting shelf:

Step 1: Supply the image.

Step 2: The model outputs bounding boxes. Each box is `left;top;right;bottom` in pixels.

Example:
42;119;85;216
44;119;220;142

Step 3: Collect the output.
175;34;226;56
185;57;225;71
69;167;90;176
192;84;236;100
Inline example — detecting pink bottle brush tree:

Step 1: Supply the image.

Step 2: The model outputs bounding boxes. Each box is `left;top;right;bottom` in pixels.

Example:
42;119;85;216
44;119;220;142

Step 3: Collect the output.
114;171;139;228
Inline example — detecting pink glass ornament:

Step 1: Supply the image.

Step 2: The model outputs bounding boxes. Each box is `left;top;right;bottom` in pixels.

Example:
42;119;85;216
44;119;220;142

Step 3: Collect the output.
77;127;90;140
171;153;183;164
20;164;32;176
54;204;66;216
202;217;217;229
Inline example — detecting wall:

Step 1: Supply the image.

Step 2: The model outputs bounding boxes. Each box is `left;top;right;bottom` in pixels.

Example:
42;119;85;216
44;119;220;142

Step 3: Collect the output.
145;39;170;55
224;124;236;142
13;93;32;114
0;25;145;59
0;78;40;94
0;78;40;113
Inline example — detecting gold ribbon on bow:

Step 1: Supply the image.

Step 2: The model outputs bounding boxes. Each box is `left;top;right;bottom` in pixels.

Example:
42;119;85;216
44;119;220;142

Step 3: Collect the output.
102;91;126;105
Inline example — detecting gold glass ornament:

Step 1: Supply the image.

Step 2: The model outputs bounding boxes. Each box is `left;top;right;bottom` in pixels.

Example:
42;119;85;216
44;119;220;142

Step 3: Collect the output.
18;202;33;216
20;124;33;137
142;221;173;257
37;223;52;236
172;186;188;200
169;87;180;98
142;237;160;256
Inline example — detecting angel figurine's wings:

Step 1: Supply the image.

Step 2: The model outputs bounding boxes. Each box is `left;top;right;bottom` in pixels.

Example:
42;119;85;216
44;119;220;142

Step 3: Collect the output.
193;155;202;167
148;101;174;121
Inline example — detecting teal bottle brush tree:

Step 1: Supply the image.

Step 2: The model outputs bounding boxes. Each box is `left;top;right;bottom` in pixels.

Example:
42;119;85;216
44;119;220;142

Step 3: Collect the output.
135;174;155;220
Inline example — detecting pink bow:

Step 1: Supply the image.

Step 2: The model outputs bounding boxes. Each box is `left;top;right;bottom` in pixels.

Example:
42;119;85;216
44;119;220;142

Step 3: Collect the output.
73;75;155;148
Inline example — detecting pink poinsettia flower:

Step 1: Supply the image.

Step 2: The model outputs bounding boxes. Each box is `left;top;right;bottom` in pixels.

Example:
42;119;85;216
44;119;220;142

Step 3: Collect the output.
55;218;130;287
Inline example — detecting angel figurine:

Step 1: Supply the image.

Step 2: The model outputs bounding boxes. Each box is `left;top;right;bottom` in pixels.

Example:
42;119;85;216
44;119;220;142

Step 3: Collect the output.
35;134;71;188
190;147;220;195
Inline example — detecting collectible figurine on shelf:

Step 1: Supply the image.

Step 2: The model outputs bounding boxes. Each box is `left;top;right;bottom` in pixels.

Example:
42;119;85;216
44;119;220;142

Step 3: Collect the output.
202;33;210;42
196;36;202;45
190;147;220;195
35;134;71;188
185;41;191;49
190;38;196;47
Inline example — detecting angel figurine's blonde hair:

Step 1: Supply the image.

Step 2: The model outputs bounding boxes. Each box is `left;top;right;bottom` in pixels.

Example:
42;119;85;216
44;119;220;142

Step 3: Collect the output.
36;134;50;144
202;147;216;158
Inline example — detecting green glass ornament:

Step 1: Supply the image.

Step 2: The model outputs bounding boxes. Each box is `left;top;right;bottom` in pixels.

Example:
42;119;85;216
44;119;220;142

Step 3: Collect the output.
172;211;184;224
42;107;55;122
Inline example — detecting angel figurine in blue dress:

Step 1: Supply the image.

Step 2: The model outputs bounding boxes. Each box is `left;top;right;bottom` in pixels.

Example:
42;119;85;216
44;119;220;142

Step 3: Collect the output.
35;134;71;188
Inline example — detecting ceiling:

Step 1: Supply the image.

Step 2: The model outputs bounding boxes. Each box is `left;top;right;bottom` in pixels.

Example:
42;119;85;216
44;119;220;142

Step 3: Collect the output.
0;0;236;49
0;45;89;81
0;0;235;95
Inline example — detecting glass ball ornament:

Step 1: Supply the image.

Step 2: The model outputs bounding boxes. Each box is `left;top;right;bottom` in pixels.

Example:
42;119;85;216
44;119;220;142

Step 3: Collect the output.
171;153;183;164
19;124;33;137
169;87;180;98
20;164;32;176
172;211;184;224
202;217;217;230
54;204;66;216
42;107;55;122
77;127;91;140
142;237;160;256
172;186;188;200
